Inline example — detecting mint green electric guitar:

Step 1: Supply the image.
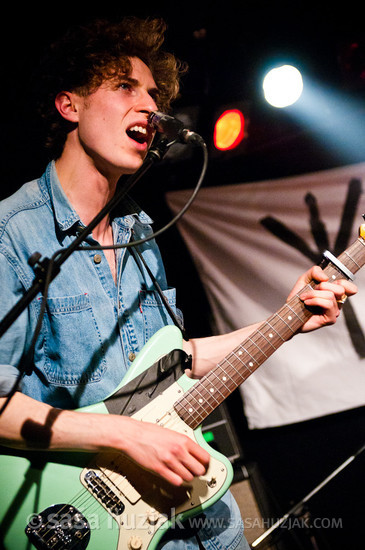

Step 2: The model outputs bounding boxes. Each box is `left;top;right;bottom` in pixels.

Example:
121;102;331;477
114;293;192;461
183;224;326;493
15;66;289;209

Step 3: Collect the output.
1;225;365;550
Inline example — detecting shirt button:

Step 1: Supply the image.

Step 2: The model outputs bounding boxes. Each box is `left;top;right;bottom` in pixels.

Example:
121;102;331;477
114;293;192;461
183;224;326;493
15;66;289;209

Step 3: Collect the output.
93;254;102;264
128;352;136;362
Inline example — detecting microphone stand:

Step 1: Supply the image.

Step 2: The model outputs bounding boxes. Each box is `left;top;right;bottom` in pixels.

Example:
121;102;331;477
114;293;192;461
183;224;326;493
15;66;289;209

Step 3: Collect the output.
0;138;170;340
251;442;365;549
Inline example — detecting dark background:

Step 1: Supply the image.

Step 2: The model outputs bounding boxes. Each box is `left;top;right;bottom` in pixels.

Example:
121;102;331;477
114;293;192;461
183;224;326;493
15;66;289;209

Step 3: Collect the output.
1;2;365;548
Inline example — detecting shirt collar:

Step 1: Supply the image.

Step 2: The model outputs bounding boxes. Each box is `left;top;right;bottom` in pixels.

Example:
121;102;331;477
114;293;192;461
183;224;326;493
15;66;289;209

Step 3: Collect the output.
43;160;153;233
44;161;81;232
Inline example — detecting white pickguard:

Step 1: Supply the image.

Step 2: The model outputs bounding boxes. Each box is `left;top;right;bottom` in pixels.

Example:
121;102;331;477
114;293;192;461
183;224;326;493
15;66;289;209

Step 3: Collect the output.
80;380;230;550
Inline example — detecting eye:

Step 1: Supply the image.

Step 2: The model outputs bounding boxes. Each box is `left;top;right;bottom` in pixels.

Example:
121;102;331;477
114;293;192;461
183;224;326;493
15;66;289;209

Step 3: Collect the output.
120;82;132;92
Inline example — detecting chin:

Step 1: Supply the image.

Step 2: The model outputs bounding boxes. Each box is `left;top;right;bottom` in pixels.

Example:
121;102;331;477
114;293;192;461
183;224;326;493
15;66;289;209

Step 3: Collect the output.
121;155;147;175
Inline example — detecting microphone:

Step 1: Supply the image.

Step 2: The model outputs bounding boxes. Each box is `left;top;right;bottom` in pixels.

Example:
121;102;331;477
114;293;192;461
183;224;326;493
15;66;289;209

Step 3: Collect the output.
148;111;205;145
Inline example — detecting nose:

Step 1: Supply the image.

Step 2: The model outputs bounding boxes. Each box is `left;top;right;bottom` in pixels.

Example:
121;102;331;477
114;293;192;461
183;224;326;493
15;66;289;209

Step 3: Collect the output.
135;89;158;117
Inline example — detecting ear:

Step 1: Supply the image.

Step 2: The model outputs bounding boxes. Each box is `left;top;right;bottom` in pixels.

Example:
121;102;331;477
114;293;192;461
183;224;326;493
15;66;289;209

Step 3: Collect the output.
55;91;79;122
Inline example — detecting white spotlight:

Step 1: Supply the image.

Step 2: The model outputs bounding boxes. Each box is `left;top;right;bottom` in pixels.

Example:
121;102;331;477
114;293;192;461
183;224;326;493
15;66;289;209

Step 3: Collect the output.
263;65;303;108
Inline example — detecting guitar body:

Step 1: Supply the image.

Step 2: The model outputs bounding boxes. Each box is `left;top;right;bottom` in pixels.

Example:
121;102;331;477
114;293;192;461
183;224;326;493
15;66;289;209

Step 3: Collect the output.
0;326;233;550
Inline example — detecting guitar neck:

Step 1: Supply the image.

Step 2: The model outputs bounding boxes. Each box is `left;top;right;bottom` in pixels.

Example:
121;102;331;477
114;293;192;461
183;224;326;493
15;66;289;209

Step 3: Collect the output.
174;232;365;429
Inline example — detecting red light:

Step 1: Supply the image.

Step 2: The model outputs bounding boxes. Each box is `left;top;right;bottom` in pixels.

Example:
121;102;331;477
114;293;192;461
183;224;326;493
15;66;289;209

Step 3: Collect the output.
213;109;245;151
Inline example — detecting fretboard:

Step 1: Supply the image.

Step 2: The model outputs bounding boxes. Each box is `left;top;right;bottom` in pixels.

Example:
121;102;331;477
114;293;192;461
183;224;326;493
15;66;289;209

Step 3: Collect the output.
174;234;365;429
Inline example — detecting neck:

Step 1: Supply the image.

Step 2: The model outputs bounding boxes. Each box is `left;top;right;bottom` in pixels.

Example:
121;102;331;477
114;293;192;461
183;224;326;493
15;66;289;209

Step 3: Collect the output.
55;147;120;238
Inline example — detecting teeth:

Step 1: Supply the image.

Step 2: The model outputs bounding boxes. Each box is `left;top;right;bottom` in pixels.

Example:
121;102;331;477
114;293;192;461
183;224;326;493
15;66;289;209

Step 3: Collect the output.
129;125;147;134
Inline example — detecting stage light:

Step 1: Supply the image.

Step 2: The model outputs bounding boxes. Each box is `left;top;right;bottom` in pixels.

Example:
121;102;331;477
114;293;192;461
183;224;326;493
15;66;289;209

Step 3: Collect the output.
213;109;245;150
263;65;303;108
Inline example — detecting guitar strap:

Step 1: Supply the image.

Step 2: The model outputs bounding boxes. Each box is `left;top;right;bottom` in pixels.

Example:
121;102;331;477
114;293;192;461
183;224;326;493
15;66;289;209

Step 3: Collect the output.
129;244;189;341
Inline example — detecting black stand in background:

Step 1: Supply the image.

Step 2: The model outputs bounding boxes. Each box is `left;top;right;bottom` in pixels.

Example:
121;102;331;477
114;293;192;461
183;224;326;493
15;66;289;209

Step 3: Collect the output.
251;442;365;550
239;404;365;550
213;390;365;550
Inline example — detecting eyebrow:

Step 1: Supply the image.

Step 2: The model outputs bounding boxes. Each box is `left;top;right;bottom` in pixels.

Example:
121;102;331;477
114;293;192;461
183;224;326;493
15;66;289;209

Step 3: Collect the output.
123;76;159;100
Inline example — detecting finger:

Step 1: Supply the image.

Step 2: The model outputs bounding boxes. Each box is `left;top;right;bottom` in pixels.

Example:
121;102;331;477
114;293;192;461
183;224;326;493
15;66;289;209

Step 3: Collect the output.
301;297;337;313
313;282;346;299
153;463;185;486
167;441;209;477
299;291;338;321
309;265;330;283
334;279;358;297
299;289;336;303
315;280;357;300
180;451;209;477
159;453;203;485
166;458;199;483
188;440;211;468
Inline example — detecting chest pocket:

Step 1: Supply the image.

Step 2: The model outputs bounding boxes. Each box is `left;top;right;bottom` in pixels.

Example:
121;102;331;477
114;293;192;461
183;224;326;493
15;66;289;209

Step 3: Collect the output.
42;293;107;386
139;288;184;345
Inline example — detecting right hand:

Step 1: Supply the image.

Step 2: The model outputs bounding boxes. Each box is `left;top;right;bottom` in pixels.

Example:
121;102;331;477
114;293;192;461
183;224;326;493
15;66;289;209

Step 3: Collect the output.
111;416;210;487
0;394;210;488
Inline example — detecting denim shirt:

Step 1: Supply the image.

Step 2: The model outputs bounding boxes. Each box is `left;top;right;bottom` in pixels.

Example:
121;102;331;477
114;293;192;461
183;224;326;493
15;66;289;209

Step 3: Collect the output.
0;161;181;407
0;161;247;550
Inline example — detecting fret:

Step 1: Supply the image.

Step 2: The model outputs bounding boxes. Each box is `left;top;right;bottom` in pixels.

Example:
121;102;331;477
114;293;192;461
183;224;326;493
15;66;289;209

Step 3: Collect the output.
347;242;365;268
285;302;306;324
247;336;269;359
331;240;365;277
273;311;296;335
343;250;360;269
215;362;239;388
179;393;203;416
221;356;247;383
179;388;209;419
237;345;259;369
194;386;207;407
210;370;231;395
217;364;239;391
261;322;283;344
173;229;365;430
205;371;227;399
232;350;254;374
218;367;237;390
194;379;221;407
266;316;290;339
256;331;278;354
174;397;206;428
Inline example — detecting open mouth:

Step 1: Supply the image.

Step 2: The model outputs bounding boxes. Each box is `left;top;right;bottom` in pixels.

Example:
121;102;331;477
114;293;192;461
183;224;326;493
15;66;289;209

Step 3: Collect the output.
126;125;149;145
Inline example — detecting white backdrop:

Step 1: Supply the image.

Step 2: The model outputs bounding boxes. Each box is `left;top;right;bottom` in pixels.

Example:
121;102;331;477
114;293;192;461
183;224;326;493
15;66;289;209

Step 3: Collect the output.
166;163;365;428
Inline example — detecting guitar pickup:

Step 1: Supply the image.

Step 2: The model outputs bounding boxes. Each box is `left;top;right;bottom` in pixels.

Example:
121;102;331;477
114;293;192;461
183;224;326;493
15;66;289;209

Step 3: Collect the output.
83;470;125;515
82;452;142;505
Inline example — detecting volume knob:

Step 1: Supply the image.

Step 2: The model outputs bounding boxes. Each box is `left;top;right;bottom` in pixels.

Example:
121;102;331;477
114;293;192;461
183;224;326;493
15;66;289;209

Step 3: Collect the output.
128;535;143;550
147;508;160;525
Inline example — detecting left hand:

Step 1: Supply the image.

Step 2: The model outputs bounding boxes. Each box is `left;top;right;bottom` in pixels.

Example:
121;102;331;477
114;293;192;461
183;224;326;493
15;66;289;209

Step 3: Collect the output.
286;265;358;333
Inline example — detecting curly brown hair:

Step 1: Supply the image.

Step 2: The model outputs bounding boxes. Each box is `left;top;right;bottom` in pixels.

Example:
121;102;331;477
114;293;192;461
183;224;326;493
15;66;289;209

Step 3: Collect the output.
33;17;186;159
